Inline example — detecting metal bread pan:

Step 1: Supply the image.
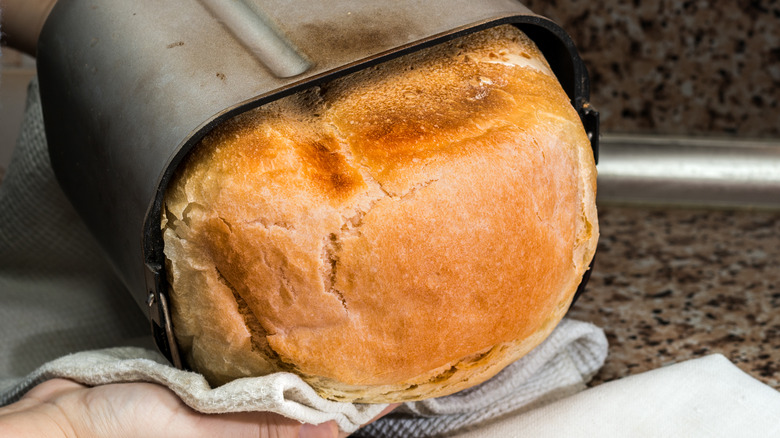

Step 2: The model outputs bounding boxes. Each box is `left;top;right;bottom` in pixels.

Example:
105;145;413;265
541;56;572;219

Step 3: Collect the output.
37;0;599;365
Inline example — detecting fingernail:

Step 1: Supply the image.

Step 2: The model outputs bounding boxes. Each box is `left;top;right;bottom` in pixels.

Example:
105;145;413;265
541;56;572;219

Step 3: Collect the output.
299;421;338;438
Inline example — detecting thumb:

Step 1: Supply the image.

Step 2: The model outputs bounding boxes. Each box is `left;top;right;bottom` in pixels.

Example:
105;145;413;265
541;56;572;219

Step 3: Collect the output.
299;421;339;438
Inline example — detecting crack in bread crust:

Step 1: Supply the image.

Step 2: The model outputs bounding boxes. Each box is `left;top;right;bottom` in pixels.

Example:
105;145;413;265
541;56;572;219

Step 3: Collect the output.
315;117;450;317
162;24;599;403
321;233;348;312
214;266;282;364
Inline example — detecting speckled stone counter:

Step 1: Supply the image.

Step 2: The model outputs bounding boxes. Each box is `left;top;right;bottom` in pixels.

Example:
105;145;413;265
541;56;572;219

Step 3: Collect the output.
523;0;780;138
567;205;780;388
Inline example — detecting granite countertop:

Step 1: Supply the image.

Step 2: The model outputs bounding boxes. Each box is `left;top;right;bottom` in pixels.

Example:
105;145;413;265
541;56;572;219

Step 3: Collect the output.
568;204;780;388
523;0;780;138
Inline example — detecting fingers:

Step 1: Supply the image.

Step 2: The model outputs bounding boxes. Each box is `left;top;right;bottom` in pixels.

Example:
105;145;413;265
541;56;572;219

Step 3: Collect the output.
0;379;87;438
24;380;340;438
300;421;340;438
20;378;86;404
340;403;401;437
0;0;59;56
5;379;398;438
178;409;339;438
375;404;400;420
364;403;400;427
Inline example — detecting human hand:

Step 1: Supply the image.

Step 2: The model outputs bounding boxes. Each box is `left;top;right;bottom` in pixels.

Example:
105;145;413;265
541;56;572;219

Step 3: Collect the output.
0;378;397;438
0;0;59;56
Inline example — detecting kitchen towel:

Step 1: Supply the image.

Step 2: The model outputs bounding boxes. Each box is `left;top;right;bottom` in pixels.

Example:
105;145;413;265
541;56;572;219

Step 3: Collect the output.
448;354;780;437
357;317;607;437
0;78;607;434
0;319;607;434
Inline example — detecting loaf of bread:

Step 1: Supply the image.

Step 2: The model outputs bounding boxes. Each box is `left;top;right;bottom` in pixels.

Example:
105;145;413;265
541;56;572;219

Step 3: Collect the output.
161;25;598;403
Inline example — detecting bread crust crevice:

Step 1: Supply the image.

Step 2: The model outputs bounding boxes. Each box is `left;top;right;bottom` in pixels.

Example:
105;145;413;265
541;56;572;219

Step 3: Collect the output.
321;233;348;312
162;24;599;402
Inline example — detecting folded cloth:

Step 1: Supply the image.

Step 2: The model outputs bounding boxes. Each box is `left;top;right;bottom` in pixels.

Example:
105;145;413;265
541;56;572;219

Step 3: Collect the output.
358;318;608;437
0;78;608;434
0;347;387;432
448;354;780;437
0;319;607;434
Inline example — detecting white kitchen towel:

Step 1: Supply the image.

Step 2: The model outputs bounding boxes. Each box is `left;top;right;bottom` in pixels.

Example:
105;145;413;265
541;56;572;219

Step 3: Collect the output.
0;77;607;434
358;318;607;437
449;354;780;437
0;347;386;433
0;319;607;434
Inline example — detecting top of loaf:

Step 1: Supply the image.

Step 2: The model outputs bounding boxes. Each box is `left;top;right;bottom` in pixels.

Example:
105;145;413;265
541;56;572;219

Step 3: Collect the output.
162;24;598;403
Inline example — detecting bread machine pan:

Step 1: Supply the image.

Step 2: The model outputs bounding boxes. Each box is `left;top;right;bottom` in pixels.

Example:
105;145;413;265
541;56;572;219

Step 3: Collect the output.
37;0;600;367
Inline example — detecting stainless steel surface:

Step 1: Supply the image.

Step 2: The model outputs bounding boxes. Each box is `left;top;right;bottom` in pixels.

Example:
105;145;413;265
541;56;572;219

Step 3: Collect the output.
198;0;311;78
597;135;780;209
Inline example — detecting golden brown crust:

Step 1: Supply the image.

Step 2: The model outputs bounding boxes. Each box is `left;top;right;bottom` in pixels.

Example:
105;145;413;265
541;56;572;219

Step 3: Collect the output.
162;25;598;403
